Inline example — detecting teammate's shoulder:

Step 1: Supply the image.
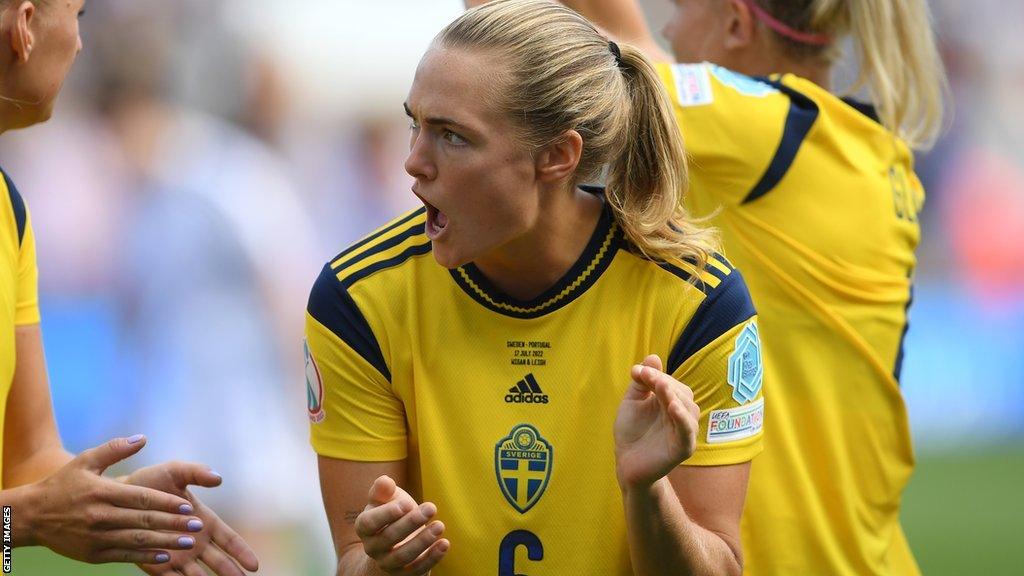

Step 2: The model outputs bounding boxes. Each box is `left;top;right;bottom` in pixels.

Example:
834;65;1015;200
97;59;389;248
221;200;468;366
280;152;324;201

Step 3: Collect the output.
657;62;789;109
321;207;431;291
0;165;28;246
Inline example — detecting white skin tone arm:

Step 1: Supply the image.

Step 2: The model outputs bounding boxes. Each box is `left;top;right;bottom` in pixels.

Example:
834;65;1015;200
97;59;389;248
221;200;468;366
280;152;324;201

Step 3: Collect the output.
1;326;259;573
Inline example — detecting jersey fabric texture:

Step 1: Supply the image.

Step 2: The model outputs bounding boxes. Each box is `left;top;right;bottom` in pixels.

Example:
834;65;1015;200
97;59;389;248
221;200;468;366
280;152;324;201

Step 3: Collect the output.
0;168;41;487
306;201;764;575
657;62;922;576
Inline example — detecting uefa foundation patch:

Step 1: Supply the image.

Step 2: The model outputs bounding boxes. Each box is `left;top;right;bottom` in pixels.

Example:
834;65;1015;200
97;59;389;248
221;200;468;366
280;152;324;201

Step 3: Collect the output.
304;339;326;424
670;63;714;107
707;398;764;444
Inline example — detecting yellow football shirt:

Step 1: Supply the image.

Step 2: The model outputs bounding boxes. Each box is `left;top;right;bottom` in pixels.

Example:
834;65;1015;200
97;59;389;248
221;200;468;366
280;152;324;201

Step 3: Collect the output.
306;201;764;575
0;168;41;487
657;62;922;575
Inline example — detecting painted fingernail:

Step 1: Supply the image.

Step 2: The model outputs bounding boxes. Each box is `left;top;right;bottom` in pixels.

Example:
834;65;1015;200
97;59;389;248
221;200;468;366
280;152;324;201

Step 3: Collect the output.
186;519;203;532
155;553;170;563
127;434;145;444
179;504;194;515
178;536;195;549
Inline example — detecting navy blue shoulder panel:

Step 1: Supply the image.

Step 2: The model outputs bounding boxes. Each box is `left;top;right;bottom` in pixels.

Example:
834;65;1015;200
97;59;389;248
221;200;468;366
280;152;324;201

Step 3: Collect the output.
307;263;392;382
2;169;27;246
666;266;757;374
742;79;820;204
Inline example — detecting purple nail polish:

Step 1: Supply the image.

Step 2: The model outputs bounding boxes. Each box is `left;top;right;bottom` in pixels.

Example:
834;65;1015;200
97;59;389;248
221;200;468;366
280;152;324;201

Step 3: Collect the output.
186;519;203;532
179;504;194;515
178;536;195;549
155;553;170;563
127;434;145;444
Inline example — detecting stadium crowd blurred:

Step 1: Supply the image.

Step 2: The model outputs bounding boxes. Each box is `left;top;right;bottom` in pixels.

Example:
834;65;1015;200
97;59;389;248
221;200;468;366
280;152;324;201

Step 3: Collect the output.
1;0;1021;572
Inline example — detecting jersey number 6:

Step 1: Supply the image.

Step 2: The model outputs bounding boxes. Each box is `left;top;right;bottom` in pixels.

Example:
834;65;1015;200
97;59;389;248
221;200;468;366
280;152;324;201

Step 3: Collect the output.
498;530;543;576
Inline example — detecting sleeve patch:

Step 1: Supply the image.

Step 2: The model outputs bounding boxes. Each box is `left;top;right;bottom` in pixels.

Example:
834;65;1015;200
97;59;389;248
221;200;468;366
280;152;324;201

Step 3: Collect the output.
670;63;714;107
727;322;763;403
707;397;764;444
304;339;326;424
709;65;779;98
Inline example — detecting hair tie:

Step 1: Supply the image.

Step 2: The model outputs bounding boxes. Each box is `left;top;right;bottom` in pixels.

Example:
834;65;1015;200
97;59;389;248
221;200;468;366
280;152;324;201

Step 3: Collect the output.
739;0;831;46
608;40;622;66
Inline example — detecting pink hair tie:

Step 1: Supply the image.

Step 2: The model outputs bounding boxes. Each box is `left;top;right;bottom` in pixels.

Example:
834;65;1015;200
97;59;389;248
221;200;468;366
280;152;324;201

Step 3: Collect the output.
740;0;832;46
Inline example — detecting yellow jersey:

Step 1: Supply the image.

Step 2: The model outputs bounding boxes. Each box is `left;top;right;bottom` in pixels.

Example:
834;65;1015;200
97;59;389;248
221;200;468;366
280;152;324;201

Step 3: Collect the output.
0;168;41;487
305;201;764;575
657;62;922;575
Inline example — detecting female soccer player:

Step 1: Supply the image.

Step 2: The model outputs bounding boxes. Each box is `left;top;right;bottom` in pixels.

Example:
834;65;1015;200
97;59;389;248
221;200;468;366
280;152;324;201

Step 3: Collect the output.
306;1;766;574
0;1;258;574
496;0;947;574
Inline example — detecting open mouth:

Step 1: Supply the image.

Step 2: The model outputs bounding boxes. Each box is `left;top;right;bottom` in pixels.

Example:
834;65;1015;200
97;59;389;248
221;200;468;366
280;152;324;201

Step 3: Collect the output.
420;197;449;240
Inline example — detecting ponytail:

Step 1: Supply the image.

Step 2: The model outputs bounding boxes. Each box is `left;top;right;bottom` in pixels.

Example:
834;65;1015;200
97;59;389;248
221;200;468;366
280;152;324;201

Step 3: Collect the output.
761;0;948;150
606;43;717;269
842;0;947;150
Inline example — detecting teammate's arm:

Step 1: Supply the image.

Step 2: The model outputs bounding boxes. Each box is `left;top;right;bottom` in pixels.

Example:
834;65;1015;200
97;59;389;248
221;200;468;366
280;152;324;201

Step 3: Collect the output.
616;355;745;576
319;457;448;576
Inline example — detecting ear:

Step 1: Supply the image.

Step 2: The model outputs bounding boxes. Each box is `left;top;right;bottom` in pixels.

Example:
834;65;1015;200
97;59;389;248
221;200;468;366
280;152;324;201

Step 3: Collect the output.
722;0;757;51
8;1;36;64
535;129;583;184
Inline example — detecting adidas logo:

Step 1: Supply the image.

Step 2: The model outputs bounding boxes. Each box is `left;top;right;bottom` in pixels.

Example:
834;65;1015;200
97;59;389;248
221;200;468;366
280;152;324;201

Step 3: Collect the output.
505;373;549;404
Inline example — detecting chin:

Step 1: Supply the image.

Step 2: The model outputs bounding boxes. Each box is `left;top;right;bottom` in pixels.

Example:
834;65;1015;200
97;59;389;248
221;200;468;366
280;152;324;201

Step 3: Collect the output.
431;244;472;270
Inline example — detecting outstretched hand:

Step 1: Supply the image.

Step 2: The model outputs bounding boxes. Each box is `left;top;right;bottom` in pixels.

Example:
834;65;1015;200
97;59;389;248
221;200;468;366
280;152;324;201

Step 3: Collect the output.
614;354;701;489
354;475;449;575
28;435;199;565
126;462;259;576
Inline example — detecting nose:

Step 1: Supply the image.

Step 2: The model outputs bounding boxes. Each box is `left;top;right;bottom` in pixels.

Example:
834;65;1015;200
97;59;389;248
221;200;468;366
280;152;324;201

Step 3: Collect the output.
404;130;436;181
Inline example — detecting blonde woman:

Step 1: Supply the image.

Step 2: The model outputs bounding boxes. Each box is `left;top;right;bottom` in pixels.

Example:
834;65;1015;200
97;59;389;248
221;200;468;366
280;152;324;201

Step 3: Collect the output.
0;1;257;574
497;0;948;574
306;1;767;574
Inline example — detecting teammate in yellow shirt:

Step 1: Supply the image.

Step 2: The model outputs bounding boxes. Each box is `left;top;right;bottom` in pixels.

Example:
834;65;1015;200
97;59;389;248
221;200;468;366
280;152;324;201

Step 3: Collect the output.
530;0;947;574
0;1;257;574
307;1;766;574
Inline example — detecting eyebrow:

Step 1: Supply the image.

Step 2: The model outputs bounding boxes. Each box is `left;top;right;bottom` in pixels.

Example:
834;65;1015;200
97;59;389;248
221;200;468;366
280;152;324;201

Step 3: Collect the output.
403;102;473;133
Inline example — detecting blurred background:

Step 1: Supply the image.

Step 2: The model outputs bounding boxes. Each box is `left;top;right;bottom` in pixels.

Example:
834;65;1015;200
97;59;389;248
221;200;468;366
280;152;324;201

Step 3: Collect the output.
6;0;1022;574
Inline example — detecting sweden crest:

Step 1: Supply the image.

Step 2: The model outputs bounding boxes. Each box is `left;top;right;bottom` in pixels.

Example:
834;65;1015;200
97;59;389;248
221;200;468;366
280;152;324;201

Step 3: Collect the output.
495;424;552;514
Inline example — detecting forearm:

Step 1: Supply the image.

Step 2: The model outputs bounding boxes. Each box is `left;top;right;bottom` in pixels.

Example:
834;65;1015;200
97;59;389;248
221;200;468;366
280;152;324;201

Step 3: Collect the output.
2;446;72;488
622;477;742;576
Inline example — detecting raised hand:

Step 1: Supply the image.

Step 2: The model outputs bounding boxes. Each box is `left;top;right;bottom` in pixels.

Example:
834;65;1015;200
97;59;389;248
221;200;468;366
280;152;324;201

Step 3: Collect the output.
614;354;701;489
27;435;199;565
355;475;449;575
125;462;259;576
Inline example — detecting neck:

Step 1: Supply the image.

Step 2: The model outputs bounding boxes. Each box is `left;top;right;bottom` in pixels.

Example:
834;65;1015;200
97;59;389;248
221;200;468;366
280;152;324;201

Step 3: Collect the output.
730;40;834;91
473;185;604;302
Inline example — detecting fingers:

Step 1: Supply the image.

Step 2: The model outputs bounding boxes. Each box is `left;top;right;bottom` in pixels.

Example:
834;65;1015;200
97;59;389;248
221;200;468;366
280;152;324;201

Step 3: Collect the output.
78;435;147;474
102;530;196;553
181;561;210;576
631;360;699;422
205;504;259;572
366;502;437;558
641;353;663;372
164;462;224;490
367;475;398;506
200;543;248;576
93;508;203;534
377;521;446;572
91;548;172;565
356;497;415;539
103;481;194;515
399;538;450;576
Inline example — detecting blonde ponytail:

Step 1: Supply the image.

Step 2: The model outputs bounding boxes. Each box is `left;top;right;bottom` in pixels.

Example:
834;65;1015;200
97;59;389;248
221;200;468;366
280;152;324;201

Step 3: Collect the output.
760;0;948;150
439;0;717;269
606;43;717;269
